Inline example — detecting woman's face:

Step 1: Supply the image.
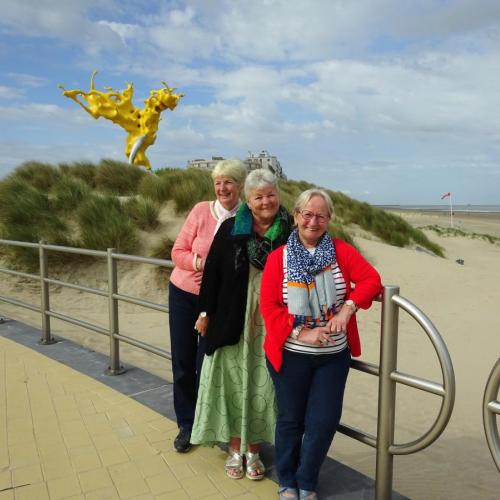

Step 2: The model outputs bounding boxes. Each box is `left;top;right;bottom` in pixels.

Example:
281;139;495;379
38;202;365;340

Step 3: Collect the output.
213;176;241;210
294;195;331;248
247;185;279;224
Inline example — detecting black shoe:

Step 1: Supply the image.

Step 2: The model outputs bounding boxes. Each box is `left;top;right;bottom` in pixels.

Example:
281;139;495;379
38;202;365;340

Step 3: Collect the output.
174;427;192;453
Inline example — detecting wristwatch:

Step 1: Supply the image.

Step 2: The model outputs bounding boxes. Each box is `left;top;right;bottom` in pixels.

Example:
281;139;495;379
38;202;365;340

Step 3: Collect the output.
291;324;304;340
344;299;359;312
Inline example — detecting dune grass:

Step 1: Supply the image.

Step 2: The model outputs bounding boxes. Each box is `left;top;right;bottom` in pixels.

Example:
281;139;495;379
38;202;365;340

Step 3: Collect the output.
0;160;445;269
419;224;500;245
124;197;160;231
77;194;139;253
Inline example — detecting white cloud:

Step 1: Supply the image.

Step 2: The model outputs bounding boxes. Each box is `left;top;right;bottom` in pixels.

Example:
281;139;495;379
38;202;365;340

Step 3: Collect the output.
0;86;24;99
7;73;48;88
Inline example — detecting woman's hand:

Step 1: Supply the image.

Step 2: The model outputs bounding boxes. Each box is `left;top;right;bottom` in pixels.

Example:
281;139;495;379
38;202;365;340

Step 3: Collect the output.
297;325;332;346
193;270;203;286
194;315;209;336
327;304;354;334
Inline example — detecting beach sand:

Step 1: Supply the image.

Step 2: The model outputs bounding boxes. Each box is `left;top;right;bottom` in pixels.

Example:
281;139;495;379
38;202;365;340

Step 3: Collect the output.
1;210;499;499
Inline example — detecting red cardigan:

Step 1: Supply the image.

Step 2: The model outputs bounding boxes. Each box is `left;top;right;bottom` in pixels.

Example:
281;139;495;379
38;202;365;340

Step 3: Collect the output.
260;238;382;372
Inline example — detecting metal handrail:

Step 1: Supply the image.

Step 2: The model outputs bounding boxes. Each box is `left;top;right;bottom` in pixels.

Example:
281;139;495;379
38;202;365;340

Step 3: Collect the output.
483;358;500;472
389;295;455;455
0;238;457;499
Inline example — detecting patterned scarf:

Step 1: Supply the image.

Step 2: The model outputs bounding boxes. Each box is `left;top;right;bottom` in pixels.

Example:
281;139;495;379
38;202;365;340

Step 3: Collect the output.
286;228;337;324
232;203;292;270
212;199;241;235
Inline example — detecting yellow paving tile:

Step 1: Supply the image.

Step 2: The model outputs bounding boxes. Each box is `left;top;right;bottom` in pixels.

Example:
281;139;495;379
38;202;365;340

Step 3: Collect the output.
206;470;250;497
144;471;181;495
7;442;39;469
47;474;82;499
98;446;130;467
131;455;170;479
91;434;122;451
0;470;12;491
11;463;43;487
42;456;74;481
0;336;280;500
13;482;50;500
113;477;150;499
180;474;219;498
78;468;114;493
84;486;120;500
71;451;102;473
155;490;190;500
246;478;280;498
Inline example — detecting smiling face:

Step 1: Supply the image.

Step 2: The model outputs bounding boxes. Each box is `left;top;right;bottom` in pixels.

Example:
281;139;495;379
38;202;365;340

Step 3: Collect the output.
213;176;242;210
246;184;280;225
294;195;331;248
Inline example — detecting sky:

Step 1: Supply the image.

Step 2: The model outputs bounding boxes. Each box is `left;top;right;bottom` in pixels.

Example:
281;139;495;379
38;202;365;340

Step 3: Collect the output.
1;0;500;205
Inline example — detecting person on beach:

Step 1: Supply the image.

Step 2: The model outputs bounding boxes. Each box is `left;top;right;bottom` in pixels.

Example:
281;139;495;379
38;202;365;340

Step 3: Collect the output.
260;189;382;500
168;160;247;452
191;169;293;480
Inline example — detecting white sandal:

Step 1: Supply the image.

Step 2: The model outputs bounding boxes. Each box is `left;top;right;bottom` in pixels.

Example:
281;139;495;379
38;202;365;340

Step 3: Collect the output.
225;449;244;479
245;451;265;480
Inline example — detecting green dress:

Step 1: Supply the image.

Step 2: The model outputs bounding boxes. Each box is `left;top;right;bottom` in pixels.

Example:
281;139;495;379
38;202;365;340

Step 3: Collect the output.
190;264;277;453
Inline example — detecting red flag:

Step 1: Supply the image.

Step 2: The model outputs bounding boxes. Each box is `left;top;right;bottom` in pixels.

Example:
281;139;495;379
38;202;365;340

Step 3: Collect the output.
441;192;451;200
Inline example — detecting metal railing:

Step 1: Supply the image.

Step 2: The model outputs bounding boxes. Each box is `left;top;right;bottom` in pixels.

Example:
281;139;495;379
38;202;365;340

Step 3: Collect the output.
483;358;500;472
0;239;456;499
338;285;456;499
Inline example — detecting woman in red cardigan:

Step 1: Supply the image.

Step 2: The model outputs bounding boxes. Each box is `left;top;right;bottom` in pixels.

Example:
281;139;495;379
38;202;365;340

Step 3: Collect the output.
260;189;381;500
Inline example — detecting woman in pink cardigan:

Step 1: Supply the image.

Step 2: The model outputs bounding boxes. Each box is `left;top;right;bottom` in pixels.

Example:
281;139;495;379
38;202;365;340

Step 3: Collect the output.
260;189;381;500
169;160;247;453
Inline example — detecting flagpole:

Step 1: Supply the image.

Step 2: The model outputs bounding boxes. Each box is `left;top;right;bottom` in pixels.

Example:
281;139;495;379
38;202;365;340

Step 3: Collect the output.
449;193;454;228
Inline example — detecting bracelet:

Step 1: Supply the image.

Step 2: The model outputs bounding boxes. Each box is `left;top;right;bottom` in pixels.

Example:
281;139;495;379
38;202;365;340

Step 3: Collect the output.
291;324;304;340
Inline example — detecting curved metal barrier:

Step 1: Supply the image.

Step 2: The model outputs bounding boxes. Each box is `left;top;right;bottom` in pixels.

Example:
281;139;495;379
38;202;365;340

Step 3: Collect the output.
0;239;456;499
338;285;455;499
483;358;500;472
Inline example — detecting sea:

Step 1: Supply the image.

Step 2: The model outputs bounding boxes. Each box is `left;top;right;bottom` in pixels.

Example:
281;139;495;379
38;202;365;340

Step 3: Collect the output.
375;204;500;213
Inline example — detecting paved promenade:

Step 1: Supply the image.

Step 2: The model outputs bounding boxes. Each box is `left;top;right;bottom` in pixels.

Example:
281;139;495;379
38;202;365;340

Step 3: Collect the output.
0;317;407;500
0;330;277;499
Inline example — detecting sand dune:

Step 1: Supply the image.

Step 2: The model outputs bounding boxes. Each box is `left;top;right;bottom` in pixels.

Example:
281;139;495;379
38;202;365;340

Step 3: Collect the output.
1;210;499;499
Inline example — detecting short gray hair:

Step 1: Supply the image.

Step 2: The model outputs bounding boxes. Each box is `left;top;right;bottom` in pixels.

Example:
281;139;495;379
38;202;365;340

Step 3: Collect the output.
294;189;334;218
244;169;278;199
211;159;247;187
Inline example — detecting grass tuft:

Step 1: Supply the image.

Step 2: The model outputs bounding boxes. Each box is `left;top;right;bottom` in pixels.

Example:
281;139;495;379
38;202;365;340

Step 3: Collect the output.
94;159;146;195
77;194;138;253
150;236;175;261
124;196;160;230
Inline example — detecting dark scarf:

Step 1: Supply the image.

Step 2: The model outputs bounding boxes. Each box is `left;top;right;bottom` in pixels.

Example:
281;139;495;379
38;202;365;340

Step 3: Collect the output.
232;203;292;270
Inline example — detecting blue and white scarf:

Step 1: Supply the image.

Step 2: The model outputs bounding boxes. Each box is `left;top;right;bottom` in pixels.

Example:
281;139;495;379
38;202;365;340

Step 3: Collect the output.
286;228;337;324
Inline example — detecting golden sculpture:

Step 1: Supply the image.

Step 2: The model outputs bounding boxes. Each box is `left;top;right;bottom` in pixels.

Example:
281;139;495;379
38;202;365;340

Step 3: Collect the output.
58;71;183;170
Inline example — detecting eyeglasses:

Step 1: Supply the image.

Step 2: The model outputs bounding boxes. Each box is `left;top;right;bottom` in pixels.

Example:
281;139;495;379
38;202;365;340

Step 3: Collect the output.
299;210;329;223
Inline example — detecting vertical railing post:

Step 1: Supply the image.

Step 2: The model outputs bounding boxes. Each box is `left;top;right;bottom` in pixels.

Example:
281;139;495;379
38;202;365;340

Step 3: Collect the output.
106;248;125;375
375;285;400;499
38;240;55;344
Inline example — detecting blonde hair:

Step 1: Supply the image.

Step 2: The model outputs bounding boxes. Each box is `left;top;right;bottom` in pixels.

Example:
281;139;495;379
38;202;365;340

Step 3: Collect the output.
211;159;247;187
294;189;334;218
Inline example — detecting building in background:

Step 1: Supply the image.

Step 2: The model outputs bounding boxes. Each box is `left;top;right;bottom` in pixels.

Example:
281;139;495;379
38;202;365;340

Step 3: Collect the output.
187;150;286;179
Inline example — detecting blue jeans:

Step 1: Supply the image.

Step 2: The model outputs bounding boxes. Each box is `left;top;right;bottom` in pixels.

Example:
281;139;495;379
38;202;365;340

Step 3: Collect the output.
168;282;207;429
267;348;351;491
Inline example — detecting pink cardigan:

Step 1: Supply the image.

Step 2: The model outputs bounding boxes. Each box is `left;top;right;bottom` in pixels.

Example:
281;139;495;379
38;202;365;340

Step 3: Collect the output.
170;201;218;295
261;239;382;372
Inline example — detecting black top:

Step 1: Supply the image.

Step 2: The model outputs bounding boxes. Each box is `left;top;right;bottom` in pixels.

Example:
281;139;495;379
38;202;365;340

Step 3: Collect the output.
198;217;250;355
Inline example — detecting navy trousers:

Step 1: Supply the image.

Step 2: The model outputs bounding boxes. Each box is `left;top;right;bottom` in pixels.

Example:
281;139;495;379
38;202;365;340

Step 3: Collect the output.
168;282;207;430
267;348;351;491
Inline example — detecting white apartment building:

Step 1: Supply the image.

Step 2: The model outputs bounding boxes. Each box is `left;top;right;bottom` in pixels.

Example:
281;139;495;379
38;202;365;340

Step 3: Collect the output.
187;150;286;179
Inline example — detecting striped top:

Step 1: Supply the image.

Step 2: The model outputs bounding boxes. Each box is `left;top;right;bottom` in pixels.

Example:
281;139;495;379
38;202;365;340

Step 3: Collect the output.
283;247;348;355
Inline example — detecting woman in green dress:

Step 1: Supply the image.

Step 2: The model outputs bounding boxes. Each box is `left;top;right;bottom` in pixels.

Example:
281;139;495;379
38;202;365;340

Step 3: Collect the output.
191;169;292;480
